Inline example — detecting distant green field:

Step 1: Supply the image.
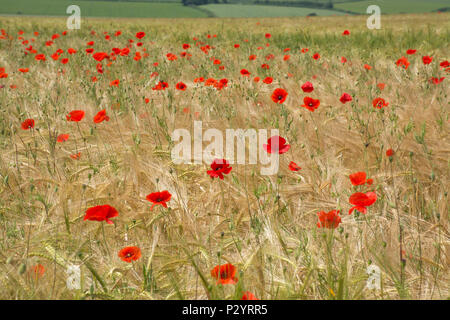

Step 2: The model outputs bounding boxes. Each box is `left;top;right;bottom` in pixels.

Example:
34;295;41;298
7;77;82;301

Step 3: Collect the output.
0;0;208;18
0;0;448;18
200;4;343;17
335;0;450;14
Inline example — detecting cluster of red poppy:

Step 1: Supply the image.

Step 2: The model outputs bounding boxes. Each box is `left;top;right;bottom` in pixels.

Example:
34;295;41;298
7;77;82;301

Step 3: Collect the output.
316;169;382;229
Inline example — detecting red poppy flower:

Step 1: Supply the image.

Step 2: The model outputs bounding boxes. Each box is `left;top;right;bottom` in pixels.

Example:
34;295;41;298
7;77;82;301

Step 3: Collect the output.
372;97;389;109
265;33;271;39
364;64;372;70
377;83;385;90
288;161;301;171
240;69;250;76
118;246;142;263
146;190;172;210
35;54;46;61
312;53;320;60
301;48;309;53
430;77;445;84
263;76;273;84
406;49;416;55
241;291;258;300
136;31;145;39
18;68;29;73
349;171;367;186
342;30;350;36
30;264;45;279
93;109;110;123
317;210;341;229
301;96;320;112
207;159;232;180
339;92;352;104
166;53;177;61
152;81;169;90
396;56;410;69
57;134;69;142
176;82;187;91
341;56;347;64
211;263;238;285
271;88;288;104
348;192;377;215
386;148;395;157
120;48;130;56
422;56;432;65
66;110;85;122
204;78;217;86
110;79;120;87
301;81;314;93
93;52;108;62
70;152;81;160
51;53;60;61
216;78;228;90
84;204;119;224
21;118;35;130
440;60;449;68
264;136;290;154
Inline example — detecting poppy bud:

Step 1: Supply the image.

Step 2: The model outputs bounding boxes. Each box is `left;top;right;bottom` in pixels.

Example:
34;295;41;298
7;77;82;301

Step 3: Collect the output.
18;263;26;274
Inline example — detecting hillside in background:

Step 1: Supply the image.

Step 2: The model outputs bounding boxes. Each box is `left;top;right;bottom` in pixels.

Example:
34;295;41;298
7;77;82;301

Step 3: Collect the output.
0;0;449;18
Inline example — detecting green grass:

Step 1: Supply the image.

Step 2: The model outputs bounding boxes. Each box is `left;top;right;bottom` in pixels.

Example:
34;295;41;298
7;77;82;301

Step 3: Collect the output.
0;0;448;18
0;0;208;18
335;0;450;14
200;4;343;17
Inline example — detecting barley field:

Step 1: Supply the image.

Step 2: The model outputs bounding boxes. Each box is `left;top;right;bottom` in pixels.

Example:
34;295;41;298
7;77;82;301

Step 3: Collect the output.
0;13;449;300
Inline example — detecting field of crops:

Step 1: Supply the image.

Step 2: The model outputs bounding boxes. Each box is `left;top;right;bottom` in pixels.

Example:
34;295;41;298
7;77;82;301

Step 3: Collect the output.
0;13;449;300
1;0;449;18
335;0;450;14
199;4;343;17
0;0;208;18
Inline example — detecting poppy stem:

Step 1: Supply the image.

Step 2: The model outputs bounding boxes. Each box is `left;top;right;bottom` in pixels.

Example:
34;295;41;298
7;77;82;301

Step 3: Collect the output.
76;122;92;162
390;158;405;295
309;112;322;153
101;223;111;257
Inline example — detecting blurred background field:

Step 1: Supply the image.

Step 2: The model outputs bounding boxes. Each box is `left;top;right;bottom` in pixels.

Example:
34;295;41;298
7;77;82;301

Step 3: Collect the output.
0;0;448;18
